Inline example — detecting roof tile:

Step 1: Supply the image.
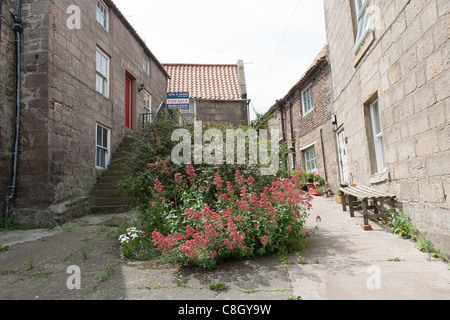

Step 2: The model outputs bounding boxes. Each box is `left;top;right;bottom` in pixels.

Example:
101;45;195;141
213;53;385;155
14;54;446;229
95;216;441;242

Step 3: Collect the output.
163;63;241;100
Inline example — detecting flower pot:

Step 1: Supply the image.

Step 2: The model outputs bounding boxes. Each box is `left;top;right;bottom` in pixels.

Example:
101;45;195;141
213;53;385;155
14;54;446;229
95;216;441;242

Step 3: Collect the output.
307;183;323;196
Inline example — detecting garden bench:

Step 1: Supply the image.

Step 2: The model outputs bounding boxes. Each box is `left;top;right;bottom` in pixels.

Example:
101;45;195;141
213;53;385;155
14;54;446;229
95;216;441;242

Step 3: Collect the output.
340;185;397;230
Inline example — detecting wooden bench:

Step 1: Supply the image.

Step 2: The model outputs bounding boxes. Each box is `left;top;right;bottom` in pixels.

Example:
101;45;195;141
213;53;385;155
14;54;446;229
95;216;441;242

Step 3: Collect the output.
340;185;397;230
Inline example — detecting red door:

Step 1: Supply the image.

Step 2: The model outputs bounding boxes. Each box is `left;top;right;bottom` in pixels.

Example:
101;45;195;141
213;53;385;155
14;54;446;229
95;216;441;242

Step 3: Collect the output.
125;77;133;129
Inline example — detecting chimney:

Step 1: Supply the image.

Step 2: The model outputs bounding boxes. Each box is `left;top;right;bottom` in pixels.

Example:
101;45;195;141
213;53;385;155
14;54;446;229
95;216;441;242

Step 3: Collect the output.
237;60;247;100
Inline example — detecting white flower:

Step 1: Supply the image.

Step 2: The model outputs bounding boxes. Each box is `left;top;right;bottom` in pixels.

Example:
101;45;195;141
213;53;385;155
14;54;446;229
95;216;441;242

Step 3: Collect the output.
118;234;130;244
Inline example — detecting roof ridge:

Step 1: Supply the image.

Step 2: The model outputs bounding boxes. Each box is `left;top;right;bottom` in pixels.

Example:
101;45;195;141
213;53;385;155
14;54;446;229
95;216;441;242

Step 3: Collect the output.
163;63;238;67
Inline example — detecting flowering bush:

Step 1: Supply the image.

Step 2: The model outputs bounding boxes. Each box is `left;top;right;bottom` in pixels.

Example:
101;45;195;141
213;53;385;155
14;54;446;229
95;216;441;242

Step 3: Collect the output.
118;227;153;260
145;164;313;269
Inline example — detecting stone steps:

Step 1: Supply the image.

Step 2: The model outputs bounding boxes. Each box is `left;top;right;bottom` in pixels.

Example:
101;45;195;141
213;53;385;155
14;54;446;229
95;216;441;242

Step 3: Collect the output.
90;135;135;214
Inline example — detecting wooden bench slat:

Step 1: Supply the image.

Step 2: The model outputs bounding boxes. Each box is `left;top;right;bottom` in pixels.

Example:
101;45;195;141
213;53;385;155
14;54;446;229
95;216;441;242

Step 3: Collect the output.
341;186;396;199
357;185;396;198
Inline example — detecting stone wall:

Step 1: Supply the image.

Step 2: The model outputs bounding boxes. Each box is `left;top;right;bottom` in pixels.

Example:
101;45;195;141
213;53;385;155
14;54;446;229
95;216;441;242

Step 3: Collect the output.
196;99;249;127
0;0;17;218
8;0;168;227
323;0;450;251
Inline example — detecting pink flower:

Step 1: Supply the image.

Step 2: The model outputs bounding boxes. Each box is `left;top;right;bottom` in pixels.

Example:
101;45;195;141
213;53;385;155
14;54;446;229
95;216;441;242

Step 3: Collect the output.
174;172;183;184
154;178;164;194
152;201;157;207
305;231;310;237
186;163;197;183
214;172;224;188
247;176;255;184
261;235;269;247
235;170;245;186
287;225;293;232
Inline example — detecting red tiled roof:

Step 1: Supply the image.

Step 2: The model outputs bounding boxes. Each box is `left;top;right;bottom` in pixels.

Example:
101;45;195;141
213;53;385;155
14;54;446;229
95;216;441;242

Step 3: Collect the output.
265;44;328;117
163;63;242;100
280;44;328;102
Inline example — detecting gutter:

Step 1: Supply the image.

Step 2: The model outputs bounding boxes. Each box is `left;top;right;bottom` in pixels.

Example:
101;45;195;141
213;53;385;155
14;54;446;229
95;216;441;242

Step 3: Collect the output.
4;0;23;225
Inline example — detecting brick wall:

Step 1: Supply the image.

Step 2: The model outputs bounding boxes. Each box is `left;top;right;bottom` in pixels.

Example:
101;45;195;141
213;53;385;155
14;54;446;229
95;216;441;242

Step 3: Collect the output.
9;0;168;227
266;56;338;188
324;0;450;251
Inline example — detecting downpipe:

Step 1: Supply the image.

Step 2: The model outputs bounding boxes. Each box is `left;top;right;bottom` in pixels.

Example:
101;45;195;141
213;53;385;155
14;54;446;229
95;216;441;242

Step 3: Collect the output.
3;0;23;225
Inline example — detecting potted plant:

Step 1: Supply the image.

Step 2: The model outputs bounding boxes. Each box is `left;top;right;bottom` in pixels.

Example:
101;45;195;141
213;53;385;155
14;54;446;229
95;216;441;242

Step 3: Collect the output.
334;186;342;203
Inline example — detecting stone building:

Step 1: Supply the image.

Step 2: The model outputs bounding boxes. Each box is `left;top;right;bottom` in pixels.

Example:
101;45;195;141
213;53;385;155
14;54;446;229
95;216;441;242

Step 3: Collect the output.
265;45;338;185
1;0;169;227
323;0;449;251
163;61;250;126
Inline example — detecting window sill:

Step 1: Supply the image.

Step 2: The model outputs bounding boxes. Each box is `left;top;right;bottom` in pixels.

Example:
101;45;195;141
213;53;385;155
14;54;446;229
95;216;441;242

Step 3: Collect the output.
302;109;314;118
353;31;374;67
369;170;390;185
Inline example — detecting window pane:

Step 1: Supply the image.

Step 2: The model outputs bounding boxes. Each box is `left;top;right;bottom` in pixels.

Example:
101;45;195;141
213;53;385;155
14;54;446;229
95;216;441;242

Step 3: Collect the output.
355;0;370;45
303;147;317;172
302;87;314;114
96;50;108;78
96;1;107;29
97;125;102;146
371;101;382;135
96;51;101;73
96;75;104;94
99;149;105;168
102;128;108;148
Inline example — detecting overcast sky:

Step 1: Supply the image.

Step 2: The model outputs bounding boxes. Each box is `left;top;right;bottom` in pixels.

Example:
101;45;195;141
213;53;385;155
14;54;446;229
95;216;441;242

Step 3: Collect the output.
112;0;327;120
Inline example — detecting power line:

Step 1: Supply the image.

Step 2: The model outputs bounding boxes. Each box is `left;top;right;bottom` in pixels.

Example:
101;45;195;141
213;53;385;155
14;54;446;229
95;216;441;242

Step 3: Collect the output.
255;0;302;101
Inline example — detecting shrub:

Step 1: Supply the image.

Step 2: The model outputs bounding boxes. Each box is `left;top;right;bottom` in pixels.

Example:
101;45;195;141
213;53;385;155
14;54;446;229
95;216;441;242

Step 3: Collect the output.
148;164;313;269
118;117;313;268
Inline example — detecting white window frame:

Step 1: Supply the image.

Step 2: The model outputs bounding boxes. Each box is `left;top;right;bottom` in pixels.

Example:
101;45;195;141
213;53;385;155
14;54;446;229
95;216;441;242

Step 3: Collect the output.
369;99;386;173
96;48;110;98
354;0;371;52
143;57;150;75
301;84;314;116
96;0;109;31
301;143;318;173
143;90;152;123
96;124;111;169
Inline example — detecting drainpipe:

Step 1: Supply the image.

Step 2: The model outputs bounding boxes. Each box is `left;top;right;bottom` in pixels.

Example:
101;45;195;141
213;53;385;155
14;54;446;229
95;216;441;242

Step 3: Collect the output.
0;0;3;41
4;0;23;225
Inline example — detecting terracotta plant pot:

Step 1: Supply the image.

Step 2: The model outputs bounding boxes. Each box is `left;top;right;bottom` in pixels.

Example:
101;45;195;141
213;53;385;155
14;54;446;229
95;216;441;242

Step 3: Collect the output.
307;183;323;196
334;195;342;204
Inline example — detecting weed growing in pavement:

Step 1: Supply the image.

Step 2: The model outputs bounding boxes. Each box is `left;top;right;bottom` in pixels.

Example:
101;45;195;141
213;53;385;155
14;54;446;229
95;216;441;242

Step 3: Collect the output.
383;209;449;262
209;282;228;293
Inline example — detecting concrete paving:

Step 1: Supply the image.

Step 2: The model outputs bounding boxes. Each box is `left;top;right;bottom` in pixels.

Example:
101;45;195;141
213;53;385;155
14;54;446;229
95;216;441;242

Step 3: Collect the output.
289;196;449;300
0;196;448;300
